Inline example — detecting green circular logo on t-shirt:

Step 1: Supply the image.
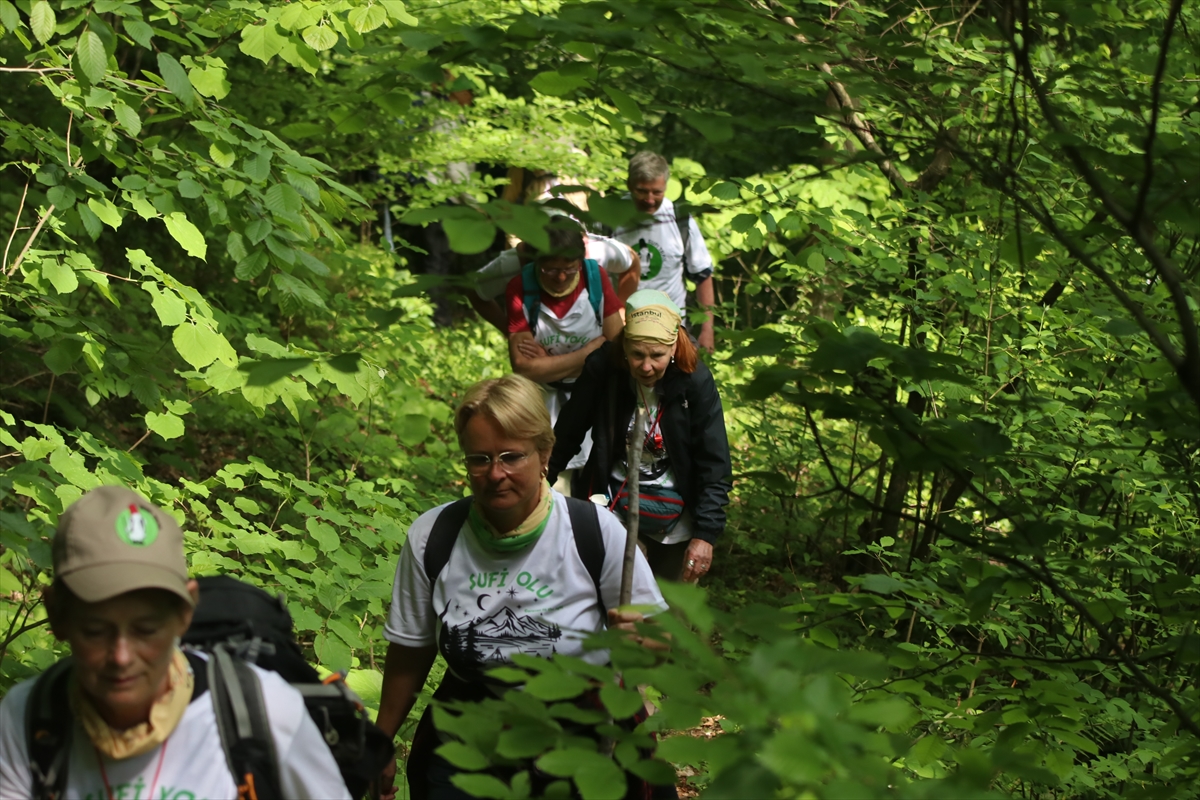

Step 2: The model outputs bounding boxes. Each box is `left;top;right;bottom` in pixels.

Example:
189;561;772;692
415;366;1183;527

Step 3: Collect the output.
636;238;664;280
115;507;159;547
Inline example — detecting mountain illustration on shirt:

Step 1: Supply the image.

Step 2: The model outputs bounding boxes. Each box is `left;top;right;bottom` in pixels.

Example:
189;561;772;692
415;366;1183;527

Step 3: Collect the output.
439;603;563;675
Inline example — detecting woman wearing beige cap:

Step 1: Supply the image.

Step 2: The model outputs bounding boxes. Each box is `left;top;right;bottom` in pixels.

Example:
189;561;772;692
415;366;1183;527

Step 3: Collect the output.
0;485;350;800
548;290;733;582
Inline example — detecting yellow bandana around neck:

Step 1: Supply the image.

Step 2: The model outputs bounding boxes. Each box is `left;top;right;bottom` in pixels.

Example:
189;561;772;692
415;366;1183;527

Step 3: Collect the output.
626;303;681;345
72;648;193;760
538;269;580;298
472;480;553;542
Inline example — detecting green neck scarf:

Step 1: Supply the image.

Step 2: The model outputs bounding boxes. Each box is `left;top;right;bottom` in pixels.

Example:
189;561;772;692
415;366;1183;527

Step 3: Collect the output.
469;481;554;553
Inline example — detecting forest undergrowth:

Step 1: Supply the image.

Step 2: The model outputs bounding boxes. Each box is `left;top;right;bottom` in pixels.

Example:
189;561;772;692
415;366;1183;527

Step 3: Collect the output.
3;0;1199;798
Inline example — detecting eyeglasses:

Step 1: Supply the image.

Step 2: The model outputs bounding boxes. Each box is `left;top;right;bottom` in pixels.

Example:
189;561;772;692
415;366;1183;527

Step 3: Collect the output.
463;451;530;476
539;264;581;279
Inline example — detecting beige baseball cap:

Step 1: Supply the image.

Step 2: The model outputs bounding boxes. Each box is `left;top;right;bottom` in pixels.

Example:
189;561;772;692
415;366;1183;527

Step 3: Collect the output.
53;485;193;606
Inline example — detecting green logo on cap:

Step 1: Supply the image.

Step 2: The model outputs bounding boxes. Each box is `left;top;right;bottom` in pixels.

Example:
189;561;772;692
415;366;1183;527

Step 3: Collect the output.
115;505;159;547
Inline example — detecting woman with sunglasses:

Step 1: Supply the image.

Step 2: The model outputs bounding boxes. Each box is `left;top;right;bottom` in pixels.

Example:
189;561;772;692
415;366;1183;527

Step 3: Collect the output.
505;222;624;494
374;374;666;800
548;290;732;583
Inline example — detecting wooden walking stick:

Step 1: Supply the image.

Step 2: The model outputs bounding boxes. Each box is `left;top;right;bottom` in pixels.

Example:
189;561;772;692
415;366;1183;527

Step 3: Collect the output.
619;405;648;606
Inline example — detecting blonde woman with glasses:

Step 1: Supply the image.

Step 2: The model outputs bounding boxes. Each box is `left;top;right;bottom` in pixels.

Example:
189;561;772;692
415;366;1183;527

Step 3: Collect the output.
374;374;666;800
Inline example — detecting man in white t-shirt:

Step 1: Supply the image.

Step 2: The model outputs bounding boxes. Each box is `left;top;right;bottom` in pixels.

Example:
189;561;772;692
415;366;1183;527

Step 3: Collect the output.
613;151;717;352
0;486;349;800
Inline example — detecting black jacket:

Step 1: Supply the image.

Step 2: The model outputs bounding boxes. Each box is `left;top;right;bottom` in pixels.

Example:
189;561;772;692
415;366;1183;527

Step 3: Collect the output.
548;342;732;543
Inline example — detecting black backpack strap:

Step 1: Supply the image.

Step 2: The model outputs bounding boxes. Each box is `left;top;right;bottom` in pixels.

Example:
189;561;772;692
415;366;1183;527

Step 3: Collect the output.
209;645;281;800
26;658;74;800
424;497;472;583
565;497;606;617
675;212;691;273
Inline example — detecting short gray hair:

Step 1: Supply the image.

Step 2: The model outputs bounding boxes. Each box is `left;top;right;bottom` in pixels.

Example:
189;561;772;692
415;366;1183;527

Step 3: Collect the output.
628;151;670;185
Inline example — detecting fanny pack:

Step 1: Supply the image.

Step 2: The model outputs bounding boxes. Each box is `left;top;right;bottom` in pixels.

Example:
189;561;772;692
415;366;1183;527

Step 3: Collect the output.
611;483;685;534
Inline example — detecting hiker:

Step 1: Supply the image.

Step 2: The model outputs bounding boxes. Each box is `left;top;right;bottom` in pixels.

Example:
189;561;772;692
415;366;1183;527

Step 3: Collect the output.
373;374;667;800
0;485;351;800
470;222;641;333
613;152;718;352
548;290;732;583
505;220;624;494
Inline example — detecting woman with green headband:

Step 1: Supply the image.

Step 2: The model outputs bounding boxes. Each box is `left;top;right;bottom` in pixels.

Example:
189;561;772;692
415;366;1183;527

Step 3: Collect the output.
548;290;733;583
374;373;667;800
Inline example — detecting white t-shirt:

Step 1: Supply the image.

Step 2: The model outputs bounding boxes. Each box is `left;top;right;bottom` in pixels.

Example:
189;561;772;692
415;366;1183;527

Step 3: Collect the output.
475;236;634;301
0;658;351;800
384;491;667;678
613;196;713;311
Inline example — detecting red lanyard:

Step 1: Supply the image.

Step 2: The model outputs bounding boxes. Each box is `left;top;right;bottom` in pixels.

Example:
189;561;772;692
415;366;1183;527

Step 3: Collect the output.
608;392;666;511
96;738;168;800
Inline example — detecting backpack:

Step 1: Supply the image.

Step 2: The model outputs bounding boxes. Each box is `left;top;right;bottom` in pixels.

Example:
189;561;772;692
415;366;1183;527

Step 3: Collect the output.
425;496;605;616
675;212;691;273
521;258;604;338
26;577;394;800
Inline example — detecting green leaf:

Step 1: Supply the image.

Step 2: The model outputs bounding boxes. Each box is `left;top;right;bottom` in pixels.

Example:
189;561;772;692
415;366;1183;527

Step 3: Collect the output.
380;1;418;25
42;259;79;294
857;574;907;595
602;86;643;123
327;353;362;374
303;24;338;51
172;322;223;369
574;758;626;800
209;141;236;169
266;183;303;216
395;414;430;447
681;111;733;142
241;357;315;386
47;185;76;209
189;66;231;100
443;216;497;255
348;4;387;33
529;71;589;96
0;1;22;33
146;285;187;326
598;685;643;719
809;625;839;649
1102;318;1143;337
75;30;107;84
226;232;247;262
449;773;512;800
273;272;326;309
87;197;123;229
436;742;490;772
537;748;591;778
113;102;142;136
44;338;84;375
524;671;590;701
145;411;185;440
76;204;103;239
314;632;352;671
296;251;329;276
239;21;286;63
29;0;54;44
163;212;207;260
235;251;269;281
123;18;153;49
280;122;326;140
157;52;196;108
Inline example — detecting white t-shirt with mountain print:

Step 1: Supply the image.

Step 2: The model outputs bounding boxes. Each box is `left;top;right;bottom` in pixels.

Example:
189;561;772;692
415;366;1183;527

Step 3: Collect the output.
384;491;667;678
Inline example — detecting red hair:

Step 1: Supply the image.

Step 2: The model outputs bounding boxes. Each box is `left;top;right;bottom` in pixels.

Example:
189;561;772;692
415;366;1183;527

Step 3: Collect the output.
612;330;698;374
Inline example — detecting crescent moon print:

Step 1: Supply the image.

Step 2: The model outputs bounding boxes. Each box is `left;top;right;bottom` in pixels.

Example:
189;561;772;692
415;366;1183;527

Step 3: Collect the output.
476;593;490;610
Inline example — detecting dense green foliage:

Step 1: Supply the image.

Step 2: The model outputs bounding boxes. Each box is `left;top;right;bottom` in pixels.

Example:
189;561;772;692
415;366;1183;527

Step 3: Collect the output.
2;0;1197;798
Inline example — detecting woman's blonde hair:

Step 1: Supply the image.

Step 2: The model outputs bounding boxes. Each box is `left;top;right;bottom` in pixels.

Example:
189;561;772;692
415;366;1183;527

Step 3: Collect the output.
455;374;555;454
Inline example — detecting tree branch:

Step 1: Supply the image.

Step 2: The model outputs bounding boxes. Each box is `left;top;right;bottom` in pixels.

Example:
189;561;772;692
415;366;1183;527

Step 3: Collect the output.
1133;0;1185;228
